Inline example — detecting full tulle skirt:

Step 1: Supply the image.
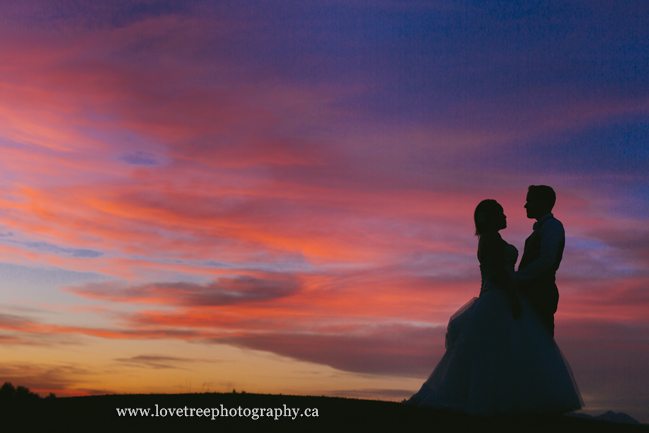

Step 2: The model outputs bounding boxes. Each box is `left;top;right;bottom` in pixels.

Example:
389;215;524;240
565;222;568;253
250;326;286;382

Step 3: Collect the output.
408;289;583;415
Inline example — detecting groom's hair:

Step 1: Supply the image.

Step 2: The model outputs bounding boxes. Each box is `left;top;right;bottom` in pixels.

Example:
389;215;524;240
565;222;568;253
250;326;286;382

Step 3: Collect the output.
528;185;556;210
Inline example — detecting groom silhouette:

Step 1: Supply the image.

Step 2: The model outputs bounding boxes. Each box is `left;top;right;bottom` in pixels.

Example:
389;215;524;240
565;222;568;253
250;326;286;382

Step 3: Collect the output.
514;185;564;337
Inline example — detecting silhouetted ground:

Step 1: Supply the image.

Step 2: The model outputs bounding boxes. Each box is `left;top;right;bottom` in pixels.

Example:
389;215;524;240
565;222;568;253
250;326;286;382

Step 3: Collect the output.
2;390;648;433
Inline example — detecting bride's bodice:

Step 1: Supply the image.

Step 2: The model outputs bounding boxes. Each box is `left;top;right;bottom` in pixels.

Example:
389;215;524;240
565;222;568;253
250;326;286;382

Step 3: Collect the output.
480;243;518;294
503;243;518;271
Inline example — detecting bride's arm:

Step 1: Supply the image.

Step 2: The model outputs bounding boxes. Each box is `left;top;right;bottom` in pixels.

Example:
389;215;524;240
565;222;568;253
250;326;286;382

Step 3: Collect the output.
479;234;521;319
478;233;508;283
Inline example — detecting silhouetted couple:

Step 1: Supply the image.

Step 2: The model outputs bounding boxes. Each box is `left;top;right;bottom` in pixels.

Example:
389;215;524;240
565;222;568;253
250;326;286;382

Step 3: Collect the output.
407;186;582;415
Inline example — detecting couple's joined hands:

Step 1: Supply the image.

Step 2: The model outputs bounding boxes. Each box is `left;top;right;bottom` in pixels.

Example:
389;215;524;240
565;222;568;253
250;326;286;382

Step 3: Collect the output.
506;269;521;319
510;296;522;320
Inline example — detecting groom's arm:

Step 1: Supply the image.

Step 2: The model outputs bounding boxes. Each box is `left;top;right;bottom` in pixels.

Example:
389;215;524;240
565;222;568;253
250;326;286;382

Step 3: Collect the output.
515;219;565;282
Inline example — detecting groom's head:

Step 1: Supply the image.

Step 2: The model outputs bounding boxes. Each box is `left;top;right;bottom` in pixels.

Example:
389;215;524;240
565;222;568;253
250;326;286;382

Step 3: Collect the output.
525;185;556;219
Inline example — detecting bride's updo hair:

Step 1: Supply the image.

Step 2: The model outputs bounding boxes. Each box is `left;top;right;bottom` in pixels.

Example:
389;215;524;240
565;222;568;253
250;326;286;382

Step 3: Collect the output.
474;199;502;236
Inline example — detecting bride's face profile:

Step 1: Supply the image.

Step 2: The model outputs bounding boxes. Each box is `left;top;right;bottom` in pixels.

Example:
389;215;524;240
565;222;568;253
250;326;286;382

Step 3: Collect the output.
495;207;507;231
474;200;507;235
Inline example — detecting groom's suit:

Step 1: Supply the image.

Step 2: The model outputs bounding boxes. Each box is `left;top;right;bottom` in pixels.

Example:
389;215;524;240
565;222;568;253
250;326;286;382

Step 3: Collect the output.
518;213;565;337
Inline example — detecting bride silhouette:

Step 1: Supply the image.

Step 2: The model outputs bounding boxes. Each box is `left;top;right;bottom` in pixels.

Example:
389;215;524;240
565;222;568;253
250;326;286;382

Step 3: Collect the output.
407;199;582;415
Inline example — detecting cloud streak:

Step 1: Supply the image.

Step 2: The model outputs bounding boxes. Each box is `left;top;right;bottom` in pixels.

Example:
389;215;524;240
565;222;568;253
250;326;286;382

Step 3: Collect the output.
67;276;302;307
114;355;209;370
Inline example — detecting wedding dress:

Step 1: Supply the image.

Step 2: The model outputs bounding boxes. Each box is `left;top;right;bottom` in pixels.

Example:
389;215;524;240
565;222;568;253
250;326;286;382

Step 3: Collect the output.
407;240;582;415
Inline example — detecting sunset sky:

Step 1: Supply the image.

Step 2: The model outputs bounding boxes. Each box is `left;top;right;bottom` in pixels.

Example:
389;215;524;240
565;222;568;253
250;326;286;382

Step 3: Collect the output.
0;0;648;422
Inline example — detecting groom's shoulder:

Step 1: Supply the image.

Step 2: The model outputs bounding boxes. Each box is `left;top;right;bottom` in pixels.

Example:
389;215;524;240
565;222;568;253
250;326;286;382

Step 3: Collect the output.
548;214;563;225
543;215;565;235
